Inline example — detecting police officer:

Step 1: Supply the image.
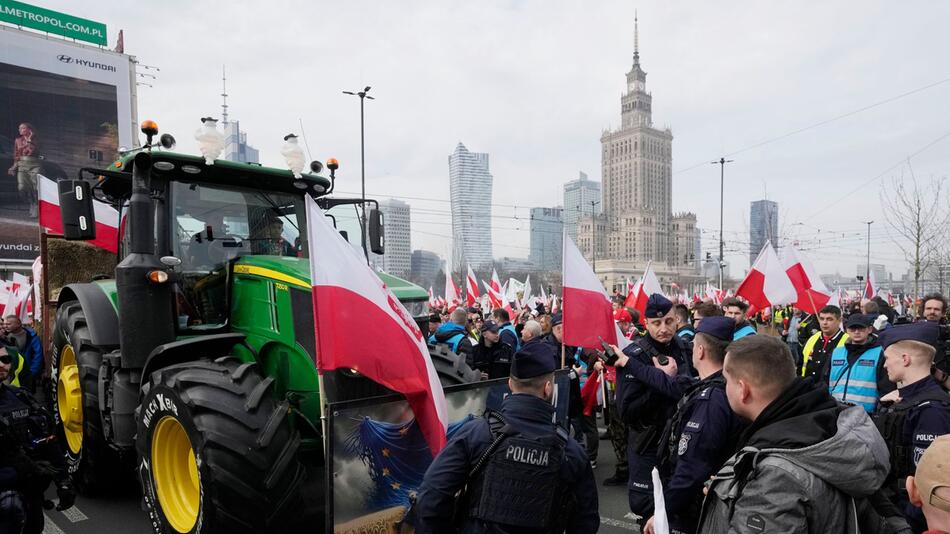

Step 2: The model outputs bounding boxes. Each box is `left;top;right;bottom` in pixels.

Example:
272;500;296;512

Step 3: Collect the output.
415;340;599;533
471;320;515;380
612;294;692;525
878;321;950;532
0;345;32;392
634;317;746;534
0;344;75;534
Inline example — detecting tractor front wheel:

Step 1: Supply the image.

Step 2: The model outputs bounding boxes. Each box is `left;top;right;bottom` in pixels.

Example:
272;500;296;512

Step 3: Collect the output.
136;357;303;534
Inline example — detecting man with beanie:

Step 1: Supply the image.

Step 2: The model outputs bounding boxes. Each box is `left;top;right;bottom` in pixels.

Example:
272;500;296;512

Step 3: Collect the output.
415;340;599;533
613;293;692;526
697;335;891;533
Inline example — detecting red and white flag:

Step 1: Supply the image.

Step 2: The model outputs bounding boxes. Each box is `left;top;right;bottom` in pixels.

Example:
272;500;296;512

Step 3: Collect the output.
305;196;448;454
562;233;630;350
465;266;479;307
427;286;436;309
780;246;830;314
551;294;560;314
623;279;641;309
736;242;797;312
632;262;664;323
483;280;503;310
863;269;878;300
31;257;42;320
444;267;461;312
2;273;30;321
39;175;120;253
580;368;602;416
521;275;533;309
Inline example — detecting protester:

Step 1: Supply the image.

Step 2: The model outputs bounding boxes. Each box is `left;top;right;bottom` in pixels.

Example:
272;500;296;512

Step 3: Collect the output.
491;308;521;351
906;435;950;534
428;308;475;364
922;294;947;323
521;320;543;345
427;313;441;336
672;304;695;343
697;335;890;533
829;313;895;412
785;307;803;369
614;308;633;338
2;316;41;380
415;340;599;533
721;298;756;340
612;294;692;526
801;305;848;381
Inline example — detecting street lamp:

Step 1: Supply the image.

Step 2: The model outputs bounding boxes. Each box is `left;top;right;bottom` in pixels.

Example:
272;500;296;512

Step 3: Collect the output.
343;86;374;261
579;200;601;271
711;157;734;289
864;220;874;283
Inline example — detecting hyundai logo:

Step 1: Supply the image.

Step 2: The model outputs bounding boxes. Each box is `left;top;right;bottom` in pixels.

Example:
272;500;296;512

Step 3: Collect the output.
57;54;73;63
53;54;116;72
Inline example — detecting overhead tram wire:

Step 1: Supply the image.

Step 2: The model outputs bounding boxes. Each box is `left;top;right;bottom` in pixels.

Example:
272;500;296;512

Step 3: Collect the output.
671;76;950;176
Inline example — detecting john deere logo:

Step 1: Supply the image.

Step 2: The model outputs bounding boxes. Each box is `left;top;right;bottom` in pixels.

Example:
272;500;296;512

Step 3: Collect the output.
57;54;73;63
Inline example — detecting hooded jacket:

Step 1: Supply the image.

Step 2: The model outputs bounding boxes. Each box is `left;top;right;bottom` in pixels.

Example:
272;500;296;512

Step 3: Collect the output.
698;379;890;534
429;322;474;363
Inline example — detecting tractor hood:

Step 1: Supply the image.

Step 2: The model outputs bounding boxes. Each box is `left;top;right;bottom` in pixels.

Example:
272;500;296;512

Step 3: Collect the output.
232;255;429;303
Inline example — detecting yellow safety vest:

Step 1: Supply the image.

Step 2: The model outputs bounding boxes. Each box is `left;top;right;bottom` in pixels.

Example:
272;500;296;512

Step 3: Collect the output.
10;354;23;387
801;331;849;377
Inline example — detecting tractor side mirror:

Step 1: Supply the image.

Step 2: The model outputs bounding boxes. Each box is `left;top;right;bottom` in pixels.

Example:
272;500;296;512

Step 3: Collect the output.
59;180;96;241
369;208;384;255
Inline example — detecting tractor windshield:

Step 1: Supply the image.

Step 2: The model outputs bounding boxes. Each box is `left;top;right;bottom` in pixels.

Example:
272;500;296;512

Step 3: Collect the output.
171;181;306;272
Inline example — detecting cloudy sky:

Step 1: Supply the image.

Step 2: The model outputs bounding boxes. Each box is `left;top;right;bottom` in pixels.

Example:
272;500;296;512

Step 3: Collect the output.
41;0;950;281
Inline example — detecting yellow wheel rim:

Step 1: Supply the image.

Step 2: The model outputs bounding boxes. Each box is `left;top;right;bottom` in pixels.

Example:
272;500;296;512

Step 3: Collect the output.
152;416;200;533
56;344;83;455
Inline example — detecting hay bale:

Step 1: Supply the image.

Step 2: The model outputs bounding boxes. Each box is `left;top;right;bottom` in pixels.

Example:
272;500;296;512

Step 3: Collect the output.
45;238;116;302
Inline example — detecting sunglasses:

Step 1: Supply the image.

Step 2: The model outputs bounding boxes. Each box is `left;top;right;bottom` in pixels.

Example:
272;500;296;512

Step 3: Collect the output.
0;355;10;365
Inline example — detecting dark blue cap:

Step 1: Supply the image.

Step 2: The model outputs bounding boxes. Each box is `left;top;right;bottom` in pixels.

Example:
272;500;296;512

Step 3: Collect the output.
551;313;563;326
696;316;736;342
845;313;874;329
480;320;499;333
645;294;673;319
511;341;557;378
878;321;940;350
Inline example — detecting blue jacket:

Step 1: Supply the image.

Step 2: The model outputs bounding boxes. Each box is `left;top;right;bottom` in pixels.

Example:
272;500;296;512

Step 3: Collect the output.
415;393;599;533
828;341;890;413
498;323;520;352
732;323;756;340
19;327;43;377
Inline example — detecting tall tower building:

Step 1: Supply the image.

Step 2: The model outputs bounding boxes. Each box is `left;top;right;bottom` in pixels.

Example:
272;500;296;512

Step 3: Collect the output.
577;15;699;291
449;142;493;269
749;199;778;265
220;66;259;164
369;199;411;278
563;172;601;242
529;207;563;271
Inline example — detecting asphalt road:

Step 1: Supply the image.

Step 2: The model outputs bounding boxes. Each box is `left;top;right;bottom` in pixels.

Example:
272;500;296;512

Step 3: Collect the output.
43;413;639;534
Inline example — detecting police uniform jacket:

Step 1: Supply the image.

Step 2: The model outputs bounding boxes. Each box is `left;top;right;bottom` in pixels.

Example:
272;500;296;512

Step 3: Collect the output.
415;393;600;533
0;385;66;492
896;376;950;472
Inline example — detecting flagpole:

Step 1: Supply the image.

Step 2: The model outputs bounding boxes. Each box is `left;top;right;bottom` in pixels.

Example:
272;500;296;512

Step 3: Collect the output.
561;343;566;369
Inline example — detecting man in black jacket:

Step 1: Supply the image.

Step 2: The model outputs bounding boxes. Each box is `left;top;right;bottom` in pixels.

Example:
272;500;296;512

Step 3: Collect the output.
471;321;514;380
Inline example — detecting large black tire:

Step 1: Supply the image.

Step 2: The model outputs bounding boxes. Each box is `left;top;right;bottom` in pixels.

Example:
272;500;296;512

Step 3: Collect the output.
50;300;123;492
428;344;482;385
136;357;303;534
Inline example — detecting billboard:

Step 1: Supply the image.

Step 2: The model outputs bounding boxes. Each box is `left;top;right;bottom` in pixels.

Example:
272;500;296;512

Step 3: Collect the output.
0;24;135;265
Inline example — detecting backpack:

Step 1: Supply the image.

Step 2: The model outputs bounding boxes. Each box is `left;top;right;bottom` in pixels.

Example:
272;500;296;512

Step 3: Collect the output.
872;390;950;480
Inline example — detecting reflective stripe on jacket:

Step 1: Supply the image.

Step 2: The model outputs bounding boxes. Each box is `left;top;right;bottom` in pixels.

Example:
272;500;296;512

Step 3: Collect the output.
829;345;882;412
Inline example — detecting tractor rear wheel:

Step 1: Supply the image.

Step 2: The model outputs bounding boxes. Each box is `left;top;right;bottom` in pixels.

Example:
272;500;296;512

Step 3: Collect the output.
136;357;303;534
428;344;482;386
50;300;123;492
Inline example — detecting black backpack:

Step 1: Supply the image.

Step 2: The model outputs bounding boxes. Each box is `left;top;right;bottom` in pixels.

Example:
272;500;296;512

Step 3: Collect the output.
873;390;950;480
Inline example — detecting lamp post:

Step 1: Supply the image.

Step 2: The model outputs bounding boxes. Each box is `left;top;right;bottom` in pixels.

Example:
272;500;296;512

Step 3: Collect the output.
343;86;374;261
587;200;601;272
864;220;874;283
711;157;734;289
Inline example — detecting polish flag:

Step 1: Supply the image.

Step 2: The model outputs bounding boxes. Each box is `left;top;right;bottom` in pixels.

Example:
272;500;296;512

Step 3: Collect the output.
305;196;447;454
444;267;461;312
780;246;831;314
562;233;630;350
623;279;641;309
31;257;42;320
490;269;502;294
551;294;560;314
38;175;120;253
427;287;436;309
465;266;479;307
580;368;602;416
2;273;29;321
483;280;503;309
521;275;532;309
539;284;548;309
633;262;664;323
736;242;797;312
864;269;878;300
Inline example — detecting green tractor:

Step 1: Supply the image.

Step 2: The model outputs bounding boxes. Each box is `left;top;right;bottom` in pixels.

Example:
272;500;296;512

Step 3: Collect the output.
48;121;477;533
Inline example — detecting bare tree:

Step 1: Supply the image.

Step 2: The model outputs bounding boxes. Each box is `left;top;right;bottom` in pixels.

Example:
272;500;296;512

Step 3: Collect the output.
880;165;950;298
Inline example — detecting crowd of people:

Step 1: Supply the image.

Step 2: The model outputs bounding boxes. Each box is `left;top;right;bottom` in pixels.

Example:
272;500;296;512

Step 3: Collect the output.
415;291;950;534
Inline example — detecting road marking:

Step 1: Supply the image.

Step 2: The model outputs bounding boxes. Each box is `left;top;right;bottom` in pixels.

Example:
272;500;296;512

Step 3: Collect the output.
43;513;66;534
601;515;640;531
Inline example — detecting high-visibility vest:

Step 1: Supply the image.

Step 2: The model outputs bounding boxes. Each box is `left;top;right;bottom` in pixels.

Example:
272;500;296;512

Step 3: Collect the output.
9;354;23;388
829;345;883;413
801;331;849;377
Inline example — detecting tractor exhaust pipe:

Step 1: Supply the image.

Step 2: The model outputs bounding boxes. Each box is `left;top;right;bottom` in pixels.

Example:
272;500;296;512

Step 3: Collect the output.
115;152;175;369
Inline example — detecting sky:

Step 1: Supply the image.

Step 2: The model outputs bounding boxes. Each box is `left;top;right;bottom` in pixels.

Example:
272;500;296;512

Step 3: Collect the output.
35;0;950;281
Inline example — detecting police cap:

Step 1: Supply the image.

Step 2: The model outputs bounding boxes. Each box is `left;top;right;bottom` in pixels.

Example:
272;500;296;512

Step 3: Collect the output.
645;294;673;319
480;320;500;333
551;313;563;326
844;313;874;329
511;342;557;379
877;321;940;350
696;316;736;342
